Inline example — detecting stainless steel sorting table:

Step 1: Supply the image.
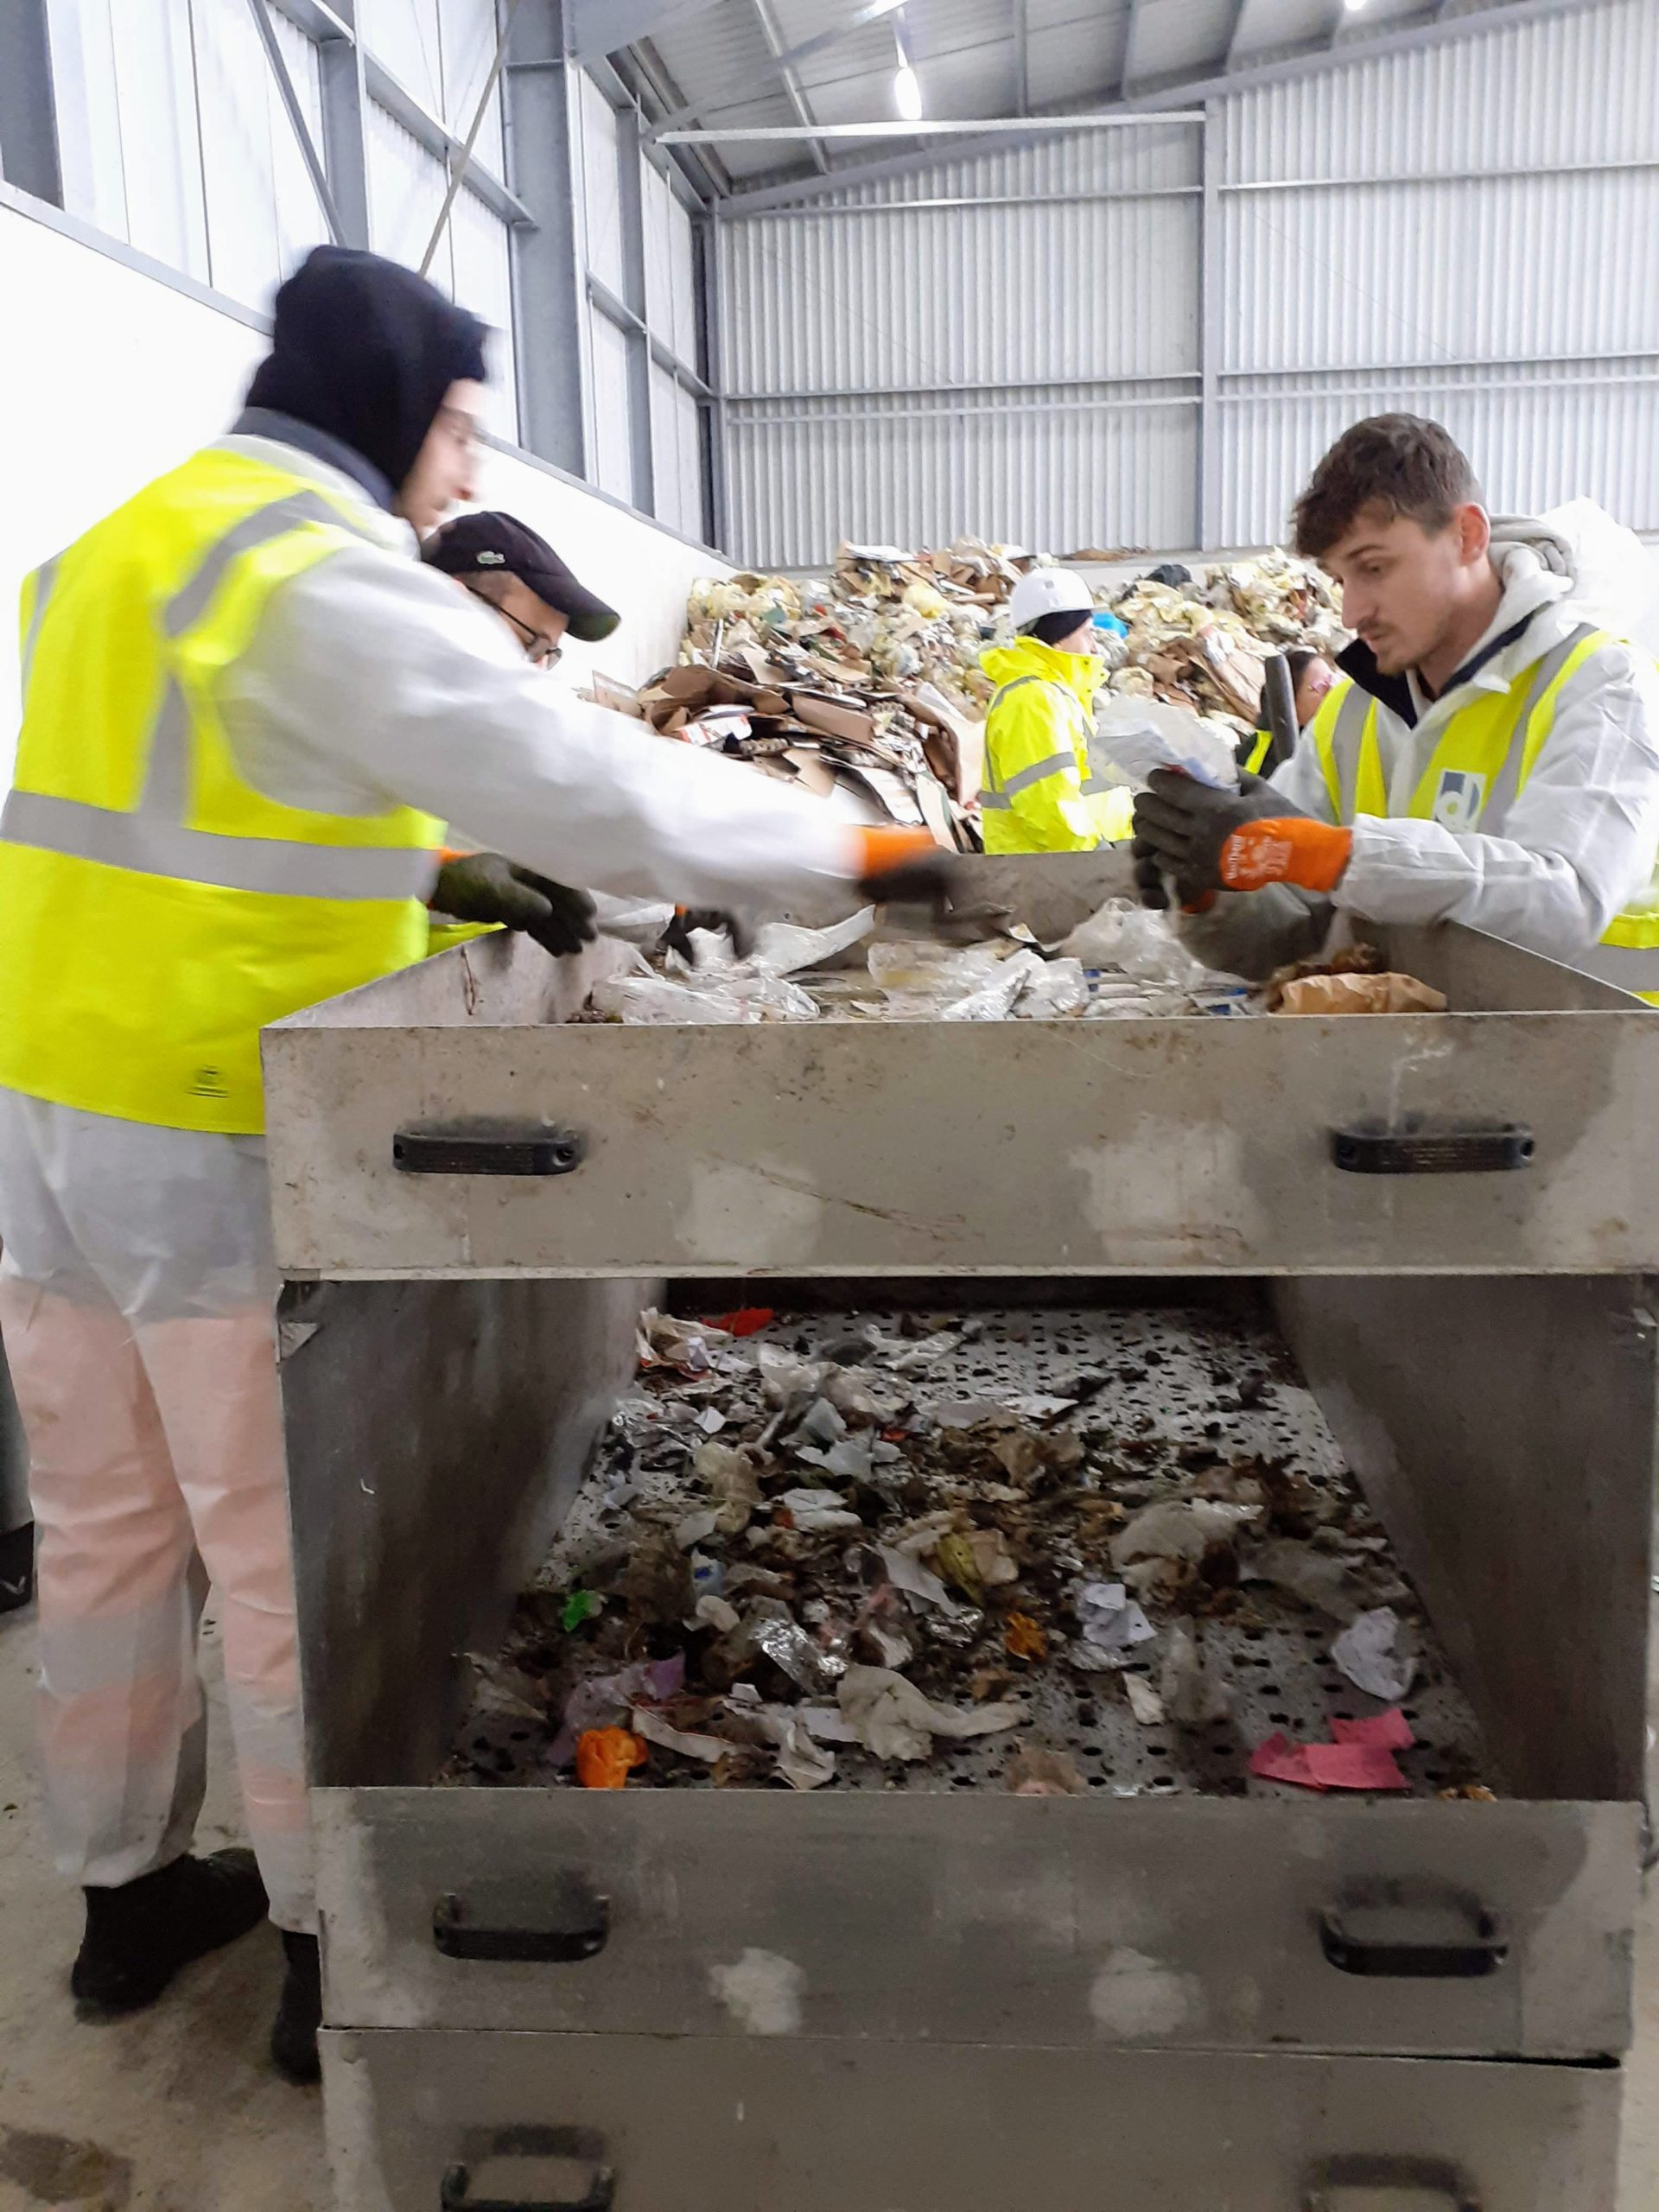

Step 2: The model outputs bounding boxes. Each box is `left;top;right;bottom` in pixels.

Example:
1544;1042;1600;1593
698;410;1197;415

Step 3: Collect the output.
264;858;1659;2211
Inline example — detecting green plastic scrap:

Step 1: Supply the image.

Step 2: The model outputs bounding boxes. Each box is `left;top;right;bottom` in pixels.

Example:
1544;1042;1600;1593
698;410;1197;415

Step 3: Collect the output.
562;1588;603;1632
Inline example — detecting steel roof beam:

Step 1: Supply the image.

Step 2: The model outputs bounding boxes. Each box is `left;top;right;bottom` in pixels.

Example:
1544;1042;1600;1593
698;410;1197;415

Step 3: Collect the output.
645;0;911;138
715;0;1595;212
569;0;726;64
751;0;830;174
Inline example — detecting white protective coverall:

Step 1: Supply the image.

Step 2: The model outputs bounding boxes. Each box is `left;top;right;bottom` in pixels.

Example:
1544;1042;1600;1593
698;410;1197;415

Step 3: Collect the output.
1178;512;1659;983
0;428;862;1930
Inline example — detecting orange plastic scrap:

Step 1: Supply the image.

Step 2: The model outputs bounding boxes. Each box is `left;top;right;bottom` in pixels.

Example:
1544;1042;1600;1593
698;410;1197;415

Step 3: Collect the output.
704;1307;777;1338
576;1726;646;1789
1004;1612;1048;1662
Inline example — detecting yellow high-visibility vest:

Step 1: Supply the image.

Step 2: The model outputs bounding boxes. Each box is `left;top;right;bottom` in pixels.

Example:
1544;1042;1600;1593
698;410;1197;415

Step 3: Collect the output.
978;638;1135;854
1309;625;1659;996
0;446;443;1135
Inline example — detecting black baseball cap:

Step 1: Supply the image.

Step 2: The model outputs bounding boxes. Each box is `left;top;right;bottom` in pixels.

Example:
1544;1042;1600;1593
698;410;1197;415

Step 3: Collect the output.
423;511;620;642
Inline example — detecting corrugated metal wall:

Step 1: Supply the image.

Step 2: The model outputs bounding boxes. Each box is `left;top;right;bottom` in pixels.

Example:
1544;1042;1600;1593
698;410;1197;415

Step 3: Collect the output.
715;0;1659;566
718;124;1202;562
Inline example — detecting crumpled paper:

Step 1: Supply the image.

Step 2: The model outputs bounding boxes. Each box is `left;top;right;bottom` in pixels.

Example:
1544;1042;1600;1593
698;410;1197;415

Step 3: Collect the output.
1160;1624;1232;1728
1332;1606;1416;1702
836;1665;1022;1763
1111;1498;1260;1571
1071;1580;1157;1670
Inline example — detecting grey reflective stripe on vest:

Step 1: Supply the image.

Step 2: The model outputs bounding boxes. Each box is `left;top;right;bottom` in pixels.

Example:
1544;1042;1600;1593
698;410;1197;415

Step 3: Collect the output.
162;490;372;639
982;675;1084;809
1327;682;1375;815
1483;622;1601;823
18;554;62;699
3;491;427;902
143;498;368;819
1;791;434;900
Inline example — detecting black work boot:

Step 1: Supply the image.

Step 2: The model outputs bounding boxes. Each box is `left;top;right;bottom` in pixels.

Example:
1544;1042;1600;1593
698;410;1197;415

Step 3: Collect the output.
270;1930;321;2084
72;1849;268;2017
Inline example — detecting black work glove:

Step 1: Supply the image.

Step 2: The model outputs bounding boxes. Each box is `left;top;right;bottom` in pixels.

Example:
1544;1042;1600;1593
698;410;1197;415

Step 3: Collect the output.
661;908;757;962
858;849;963;913
431;853;597;960
1129;769;1307;908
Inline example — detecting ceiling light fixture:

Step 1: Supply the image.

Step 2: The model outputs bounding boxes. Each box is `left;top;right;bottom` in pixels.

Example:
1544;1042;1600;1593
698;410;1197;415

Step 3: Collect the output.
893;17;924;120
1343;0;1368;11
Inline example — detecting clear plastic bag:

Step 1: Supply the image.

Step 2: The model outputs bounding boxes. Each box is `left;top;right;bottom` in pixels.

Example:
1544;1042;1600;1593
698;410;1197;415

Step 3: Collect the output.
1090;698;1241;792
1012;957;1088;1019
1060;899;1201;986
589;970;818;1025
589;974;748;1025
751;906;875;977
939;947;1046;1020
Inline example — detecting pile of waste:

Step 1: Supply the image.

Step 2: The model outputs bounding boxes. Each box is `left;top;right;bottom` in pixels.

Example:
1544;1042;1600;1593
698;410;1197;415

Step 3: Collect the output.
1103;555;1344;729
579;901;1252;1028
582;542;1346;842
448;1303;1497;1801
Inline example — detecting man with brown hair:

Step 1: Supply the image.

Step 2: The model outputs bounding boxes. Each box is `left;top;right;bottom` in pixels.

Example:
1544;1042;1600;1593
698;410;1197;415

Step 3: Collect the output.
1132;413;1659;987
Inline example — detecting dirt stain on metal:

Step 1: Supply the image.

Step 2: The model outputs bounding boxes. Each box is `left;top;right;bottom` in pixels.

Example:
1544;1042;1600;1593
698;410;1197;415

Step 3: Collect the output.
0;2128;134;2207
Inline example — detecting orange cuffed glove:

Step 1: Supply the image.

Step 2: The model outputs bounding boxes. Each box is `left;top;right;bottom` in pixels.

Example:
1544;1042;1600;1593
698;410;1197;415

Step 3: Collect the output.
854;824;960;911
1217;817;1354;894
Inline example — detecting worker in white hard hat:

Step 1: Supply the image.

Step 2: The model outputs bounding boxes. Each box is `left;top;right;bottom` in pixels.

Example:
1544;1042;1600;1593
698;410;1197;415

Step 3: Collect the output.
977;568;1135;853
0;246;953;2089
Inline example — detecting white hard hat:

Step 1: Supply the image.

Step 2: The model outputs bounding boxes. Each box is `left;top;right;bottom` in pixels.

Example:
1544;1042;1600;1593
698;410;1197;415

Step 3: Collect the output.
1009;566;1096;632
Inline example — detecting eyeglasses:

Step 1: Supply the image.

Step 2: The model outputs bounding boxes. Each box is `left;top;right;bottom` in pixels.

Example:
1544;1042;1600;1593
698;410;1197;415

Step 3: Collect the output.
497;606;564;668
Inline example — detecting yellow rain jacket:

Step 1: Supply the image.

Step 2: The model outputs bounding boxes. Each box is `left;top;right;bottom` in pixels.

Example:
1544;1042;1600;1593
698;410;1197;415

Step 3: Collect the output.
978;636;1135;853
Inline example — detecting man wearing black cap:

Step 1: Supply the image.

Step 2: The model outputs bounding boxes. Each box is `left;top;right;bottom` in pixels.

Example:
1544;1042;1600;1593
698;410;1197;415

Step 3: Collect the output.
0;245;950;2090
420;512;626;957
423;509;620;667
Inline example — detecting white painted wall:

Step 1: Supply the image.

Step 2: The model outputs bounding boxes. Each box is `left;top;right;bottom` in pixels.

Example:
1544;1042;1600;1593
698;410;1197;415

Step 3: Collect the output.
0;192;726;777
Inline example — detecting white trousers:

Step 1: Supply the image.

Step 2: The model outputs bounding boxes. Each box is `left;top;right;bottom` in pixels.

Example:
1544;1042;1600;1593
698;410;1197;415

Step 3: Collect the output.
0;1090;312;1931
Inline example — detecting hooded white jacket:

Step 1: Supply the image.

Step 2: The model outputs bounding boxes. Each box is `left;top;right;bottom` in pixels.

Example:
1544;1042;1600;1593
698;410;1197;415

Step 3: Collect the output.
0;428;865;1320
1180;518;1659;980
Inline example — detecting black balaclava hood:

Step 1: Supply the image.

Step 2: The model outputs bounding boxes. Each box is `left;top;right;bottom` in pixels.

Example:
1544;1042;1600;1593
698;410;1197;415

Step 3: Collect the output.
245;246;489;497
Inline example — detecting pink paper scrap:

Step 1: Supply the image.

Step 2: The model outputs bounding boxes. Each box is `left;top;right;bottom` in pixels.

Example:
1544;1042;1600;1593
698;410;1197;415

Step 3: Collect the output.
1330;1708;1414;1751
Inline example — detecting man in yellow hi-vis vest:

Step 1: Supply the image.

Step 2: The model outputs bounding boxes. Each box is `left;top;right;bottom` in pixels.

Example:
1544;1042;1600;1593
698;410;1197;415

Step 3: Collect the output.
1130;415;1659;988
978;568;1135;852
0;247;948;2083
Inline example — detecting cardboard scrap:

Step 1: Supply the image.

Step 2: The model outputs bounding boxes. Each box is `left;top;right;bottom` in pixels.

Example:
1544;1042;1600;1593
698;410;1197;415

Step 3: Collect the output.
1274;973;1447;1017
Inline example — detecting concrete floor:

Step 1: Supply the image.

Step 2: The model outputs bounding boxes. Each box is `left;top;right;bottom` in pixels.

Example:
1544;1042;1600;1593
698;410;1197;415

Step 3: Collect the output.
0;1599;1656;2211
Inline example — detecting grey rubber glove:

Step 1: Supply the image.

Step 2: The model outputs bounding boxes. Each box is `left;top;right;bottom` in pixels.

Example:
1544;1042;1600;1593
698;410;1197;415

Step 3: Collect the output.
1130;769;1308;908
431;854;597;960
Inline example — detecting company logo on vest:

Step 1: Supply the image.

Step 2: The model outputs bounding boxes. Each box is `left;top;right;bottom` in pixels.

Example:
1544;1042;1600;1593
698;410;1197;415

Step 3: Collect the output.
1432;768;1487;832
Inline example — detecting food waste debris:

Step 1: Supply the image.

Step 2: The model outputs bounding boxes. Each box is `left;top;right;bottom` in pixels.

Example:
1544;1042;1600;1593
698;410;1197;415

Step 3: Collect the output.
448;1305;1498;1802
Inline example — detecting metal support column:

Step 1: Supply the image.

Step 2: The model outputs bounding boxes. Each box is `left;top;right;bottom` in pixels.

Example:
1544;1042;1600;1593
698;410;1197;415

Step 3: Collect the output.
615;104;658;517
0;0;63;207
316;0;372;248
1196;100;1221;551
697;212;727;550
245;0;348;245
504;0;592;474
